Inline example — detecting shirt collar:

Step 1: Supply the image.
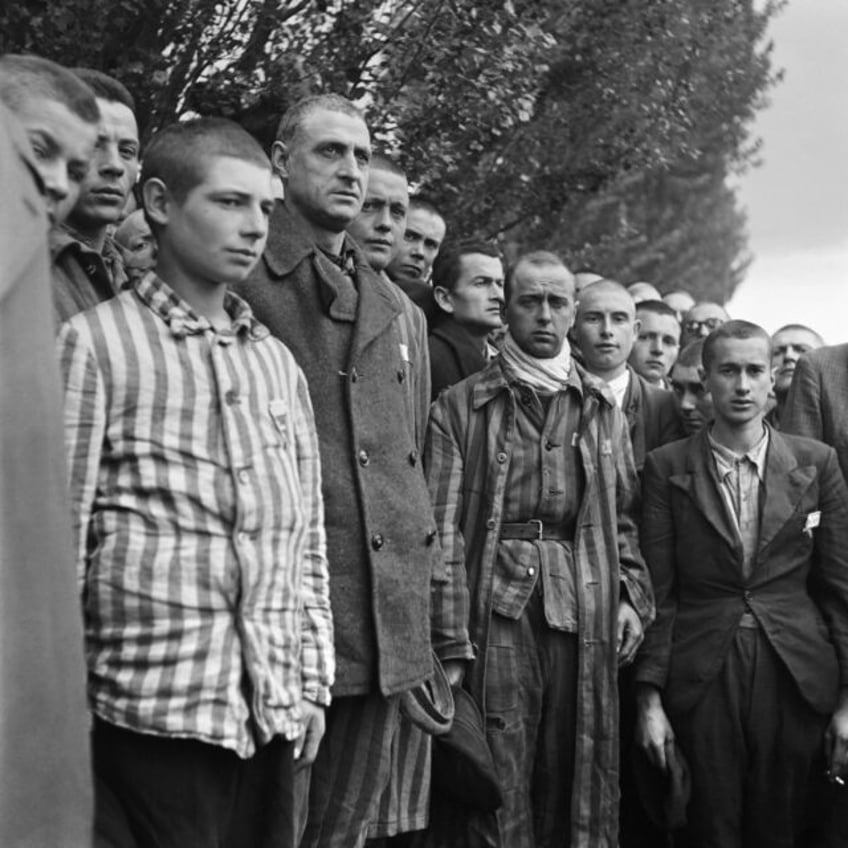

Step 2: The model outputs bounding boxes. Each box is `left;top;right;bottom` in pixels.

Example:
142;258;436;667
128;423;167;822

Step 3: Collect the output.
135;272;268;343
606;369;630;408
708;426;770;482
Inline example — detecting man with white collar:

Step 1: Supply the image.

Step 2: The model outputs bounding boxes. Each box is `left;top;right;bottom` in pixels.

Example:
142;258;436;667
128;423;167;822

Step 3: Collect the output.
635;320;848;847
425;252;653;846
574;279;682;471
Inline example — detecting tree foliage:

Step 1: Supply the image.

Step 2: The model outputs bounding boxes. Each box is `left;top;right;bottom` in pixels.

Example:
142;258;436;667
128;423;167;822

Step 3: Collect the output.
1;0;783;301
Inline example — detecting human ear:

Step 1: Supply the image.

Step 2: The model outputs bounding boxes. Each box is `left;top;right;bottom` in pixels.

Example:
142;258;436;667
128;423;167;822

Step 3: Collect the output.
271;141;290;180
142;178;170;228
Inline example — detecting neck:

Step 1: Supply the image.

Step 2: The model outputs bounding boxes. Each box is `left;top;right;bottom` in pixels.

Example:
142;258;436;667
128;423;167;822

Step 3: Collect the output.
67;220;109;253
710;416;767;454
593;362;628;382
284;200;345;254
155;254;230;327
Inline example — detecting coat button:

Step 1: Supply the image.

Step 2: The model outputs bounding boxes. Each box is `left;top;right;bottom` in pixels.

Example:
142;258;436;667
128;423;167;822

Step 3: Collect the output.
496;451;507;464
224;389;239;405
397;369;406;383
486;518;496;530
426;529;437;546
237;468;250;484
358;449;370;467
350;367;358;382
545;441;554;451
527;566;535;577
371;533;384;550
409;449;419;466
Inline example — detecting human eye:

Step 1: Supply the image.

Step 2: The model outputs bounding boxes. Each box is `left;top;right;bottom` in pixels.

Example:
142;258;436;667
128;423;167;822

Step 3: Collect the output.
120;143;139;160
355;149;370;165
320;143;342;158
391;204;406;220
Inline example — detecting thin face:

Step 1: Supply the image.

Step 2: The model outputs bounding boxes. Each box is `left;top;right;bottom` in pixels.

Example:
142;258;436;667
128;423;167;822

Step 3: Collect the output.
506;262;575;358
385;207;446;284
116;211;156;284
670;363;711;434
63;98;140;231
629;311;681;384
276;107;371;237
152;155;274;290
438;253;504;333
703;336;774;428
681;303;728;347
771;328;821;394
13;95;97;225
346;167;408;271
574;286;639;379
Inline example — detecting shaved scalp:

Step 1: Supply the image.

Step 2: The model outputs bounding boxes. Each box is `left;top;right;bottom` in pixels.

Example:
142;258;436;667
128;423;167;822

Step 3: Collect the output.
72;67;135;112
506;251;572;302
676;339;705;369
636;299;679;320
370;153;406;179
275;93;364;146
702;319;771;374
576;278;634;313
0;54;99;124
142;117;270;202
772;323;824;345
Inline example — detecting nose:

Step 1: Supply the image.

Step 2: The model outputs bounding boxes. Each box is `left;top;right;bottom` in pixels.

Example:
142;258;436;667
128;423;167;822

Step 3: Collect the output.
649;336;662;354
681;389;697;410
39;159;70;203
374;206;392;233
491;282;505;304
600;316;614;337
537;299;552;325
409;240;424;259
100;143;125;177
241;203;268;241
338;150;364;183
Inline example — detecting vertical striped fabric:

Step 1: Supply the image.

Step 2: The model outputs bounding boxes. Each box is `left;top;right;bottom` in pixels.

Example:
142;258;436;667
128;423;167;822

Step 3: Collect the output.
424;357;654;848
58;273;334;758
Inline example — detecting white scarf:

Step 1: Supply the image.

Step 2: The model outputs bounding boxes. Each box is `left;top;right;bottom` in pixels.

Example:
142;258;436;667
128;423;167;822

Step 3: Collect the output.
500;331;572;393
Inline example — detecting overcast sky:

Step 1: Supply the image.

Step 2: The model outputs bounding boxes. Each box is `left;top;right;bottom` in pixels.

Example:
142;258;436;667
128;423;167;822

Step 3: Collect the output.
727;0;848;342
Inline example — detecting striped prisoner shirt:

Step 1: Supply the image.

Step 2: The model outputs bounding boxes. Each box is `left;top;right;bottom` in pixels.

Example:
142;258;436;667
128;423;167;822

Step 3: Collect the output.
58;273;334;758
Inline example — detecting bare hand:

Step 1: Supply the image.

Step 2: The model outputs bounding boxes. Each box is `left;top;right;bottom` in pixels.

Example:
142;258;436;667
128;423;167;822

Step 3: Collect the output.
295;699;326;768
441;659;466;689
635;688;676;772
825;700;848;780
617;599;643;666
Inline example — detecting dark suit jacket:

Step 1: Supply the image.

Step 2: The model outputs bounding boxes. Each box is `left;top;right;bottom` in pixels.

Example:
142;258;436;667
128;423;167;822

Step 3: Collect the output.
622;366;685;471
428;317;487;401
783;343;848;483
636;426;848;716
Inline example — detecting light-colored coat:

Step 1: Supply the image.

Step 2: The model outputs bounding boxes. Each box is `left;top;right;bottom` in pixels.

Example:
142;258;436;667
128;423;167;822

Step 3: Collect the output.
425;357;654;848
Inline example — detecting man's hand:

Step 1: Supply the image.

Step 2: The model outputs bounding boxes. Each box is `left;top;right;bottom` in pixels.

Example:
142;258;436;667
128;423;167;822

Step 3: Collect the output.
295;699;326;768
617;599;643;666
825;692;848;780
635;685;676;772
441;659;466;689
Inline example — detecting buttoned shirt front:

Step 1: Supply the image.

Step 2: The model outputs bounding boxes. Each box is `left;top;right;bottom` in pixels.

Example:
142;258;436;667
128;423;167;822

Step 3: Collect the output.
495;369;585;630
58;273;334;758
50;225;129;324
709;427;769;579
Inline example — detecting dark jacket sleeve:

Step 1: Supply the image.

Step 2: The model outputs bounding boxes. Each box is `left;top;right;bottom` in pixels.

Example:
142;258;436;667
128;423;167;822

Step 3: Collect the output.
633;449;677;689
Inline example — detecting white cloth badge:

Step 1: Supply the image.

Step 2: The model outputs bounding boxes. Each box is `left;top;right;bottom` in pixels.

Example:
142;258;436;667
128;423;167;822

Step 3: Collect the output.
269;399;289;448
399;343;409;362
803;510;821;538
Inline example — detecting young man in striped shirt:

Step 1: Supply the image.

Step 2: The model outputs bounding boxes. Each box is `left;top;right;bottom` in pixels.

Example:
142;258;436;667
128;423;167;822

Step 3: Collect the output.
58;117;334;847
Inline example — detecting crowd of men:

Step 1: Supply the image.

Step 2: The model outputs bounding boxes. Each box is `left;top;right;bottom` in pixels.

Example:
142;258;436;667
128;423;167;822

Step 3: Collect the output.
2;51;848;848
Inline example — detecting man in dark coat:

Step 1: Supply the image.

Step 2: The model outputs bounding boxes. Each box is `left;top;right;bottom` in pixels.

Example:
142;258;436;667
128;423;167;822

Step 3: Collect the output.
234;94;472;848
782;342;848;481
428;240;504;400
635;320;848;847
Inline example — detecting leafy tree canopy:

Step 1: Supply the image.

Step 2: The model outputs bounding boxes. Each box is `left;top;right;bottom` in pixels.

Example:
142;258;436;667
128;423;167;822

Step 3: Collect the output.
1;0;783;301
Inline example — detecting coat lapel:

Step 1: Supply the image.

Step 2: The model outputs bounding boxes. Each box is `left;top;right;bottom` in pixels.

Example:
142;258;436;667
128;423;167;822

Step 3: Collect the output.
669;430;741;555
757;428;817;557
